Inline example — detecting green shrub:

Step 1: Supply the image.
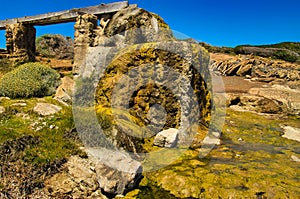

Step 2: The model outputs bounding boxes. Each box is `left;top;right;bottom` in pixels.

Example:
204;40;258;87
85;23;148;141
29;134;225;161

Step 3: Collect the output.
0;58;14;75
234;42;300;63
0;62;61;98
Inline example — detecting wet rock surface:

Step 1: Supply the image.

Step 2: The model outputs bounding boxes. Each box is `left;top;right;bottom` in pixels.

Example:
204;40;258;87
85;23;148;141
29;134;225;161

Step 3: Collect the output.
128;109;300;198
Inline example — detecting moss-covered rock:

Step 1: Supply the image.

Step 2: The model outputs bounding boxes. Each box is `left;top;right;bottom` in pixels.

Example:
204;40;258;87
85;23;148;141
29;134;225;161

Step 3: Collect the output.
94;41;211;152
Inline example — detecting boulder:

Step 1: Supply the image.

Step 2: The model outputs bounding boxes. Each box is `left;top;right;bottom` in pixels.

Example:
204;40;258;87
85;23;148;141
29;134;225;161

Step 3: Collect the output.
87;148;142;195
73;5;211;158
33;103;62;116
75;41;211;153
153;128;179;148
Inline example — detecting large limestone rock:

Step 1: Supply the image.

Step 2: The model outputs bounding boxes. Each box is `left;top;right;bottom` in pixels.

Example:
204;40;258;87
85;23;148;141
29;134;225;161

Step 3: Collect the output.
73;5;212;154
46;152;142;197
91;42;211;151
100;5;173;45
87;148;142;195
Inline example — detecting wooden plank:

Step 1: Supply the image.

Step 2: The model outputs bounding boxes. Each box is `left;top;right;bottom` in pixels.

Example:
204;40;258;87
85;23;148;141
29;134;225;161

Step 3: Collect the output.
0;1;128;30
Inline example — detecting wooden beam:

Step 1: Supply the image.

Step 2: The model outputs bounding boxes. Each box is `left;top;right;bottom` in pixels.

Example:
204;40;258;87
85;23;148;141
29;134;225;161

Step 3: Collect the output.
0;1;128;30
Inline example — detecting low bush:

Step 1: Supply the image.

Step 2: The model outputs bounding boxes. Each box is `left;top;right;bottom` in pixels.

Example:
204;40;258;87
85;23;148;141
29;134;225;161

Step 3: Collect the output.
0;62;61;98
234;43;300;63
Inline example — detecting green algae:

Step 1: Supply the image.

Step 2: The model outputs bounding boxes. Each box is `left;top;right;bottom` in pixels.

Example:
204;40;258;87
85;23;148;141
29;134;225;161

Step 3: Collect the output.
123;109;300;198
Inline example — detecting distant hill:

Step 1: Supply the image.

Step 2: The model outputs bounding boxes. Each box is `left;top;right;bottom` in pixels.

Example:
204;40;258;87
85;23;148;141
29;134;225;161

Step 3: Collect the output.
199;41;300;63
36;34;74;60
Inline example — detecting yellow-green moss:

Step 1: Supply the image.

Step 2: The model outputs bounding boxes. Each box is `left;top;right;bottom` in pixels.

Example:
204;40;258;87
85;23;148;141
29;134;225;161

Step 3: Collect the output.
128;109;300;198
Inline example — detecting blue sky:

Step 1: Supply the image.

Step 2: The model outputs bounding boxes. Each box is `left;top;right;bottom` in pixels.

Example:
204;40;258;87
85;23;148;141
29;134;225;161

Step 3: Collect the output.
0;0;299;48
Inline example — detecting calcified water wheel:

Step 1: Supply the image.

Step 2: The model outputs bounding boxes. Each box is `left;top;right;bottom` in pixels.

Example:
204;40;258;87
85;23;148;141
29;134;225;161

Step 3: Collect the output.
72;27;226;173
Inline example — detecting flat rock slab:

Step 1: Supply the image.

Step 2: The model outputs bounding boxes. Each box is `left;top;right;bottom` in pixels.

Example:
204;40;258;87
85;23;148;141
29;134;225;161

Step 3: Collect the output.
154;128;179;148
11;103;27;107
33;103;62;116
282;126;300;142
87;147;142;195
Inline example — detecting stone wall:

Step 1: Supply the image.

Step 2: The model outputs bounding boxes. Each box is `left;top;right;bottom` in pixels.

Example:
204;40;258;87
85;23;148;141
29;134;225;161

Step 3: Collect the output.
73;14;98;74
5;23;36;62
73;5;173;75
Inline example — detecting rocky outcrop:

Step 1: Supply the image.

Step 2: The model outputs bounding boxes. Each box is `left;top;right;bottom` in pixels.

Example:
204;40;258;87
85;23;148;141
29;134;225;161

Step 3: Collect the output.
36;34;74;59
45;156;108;199
249;85;300;115
74;4;212;155
234;45;300;63
210;53;300;82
